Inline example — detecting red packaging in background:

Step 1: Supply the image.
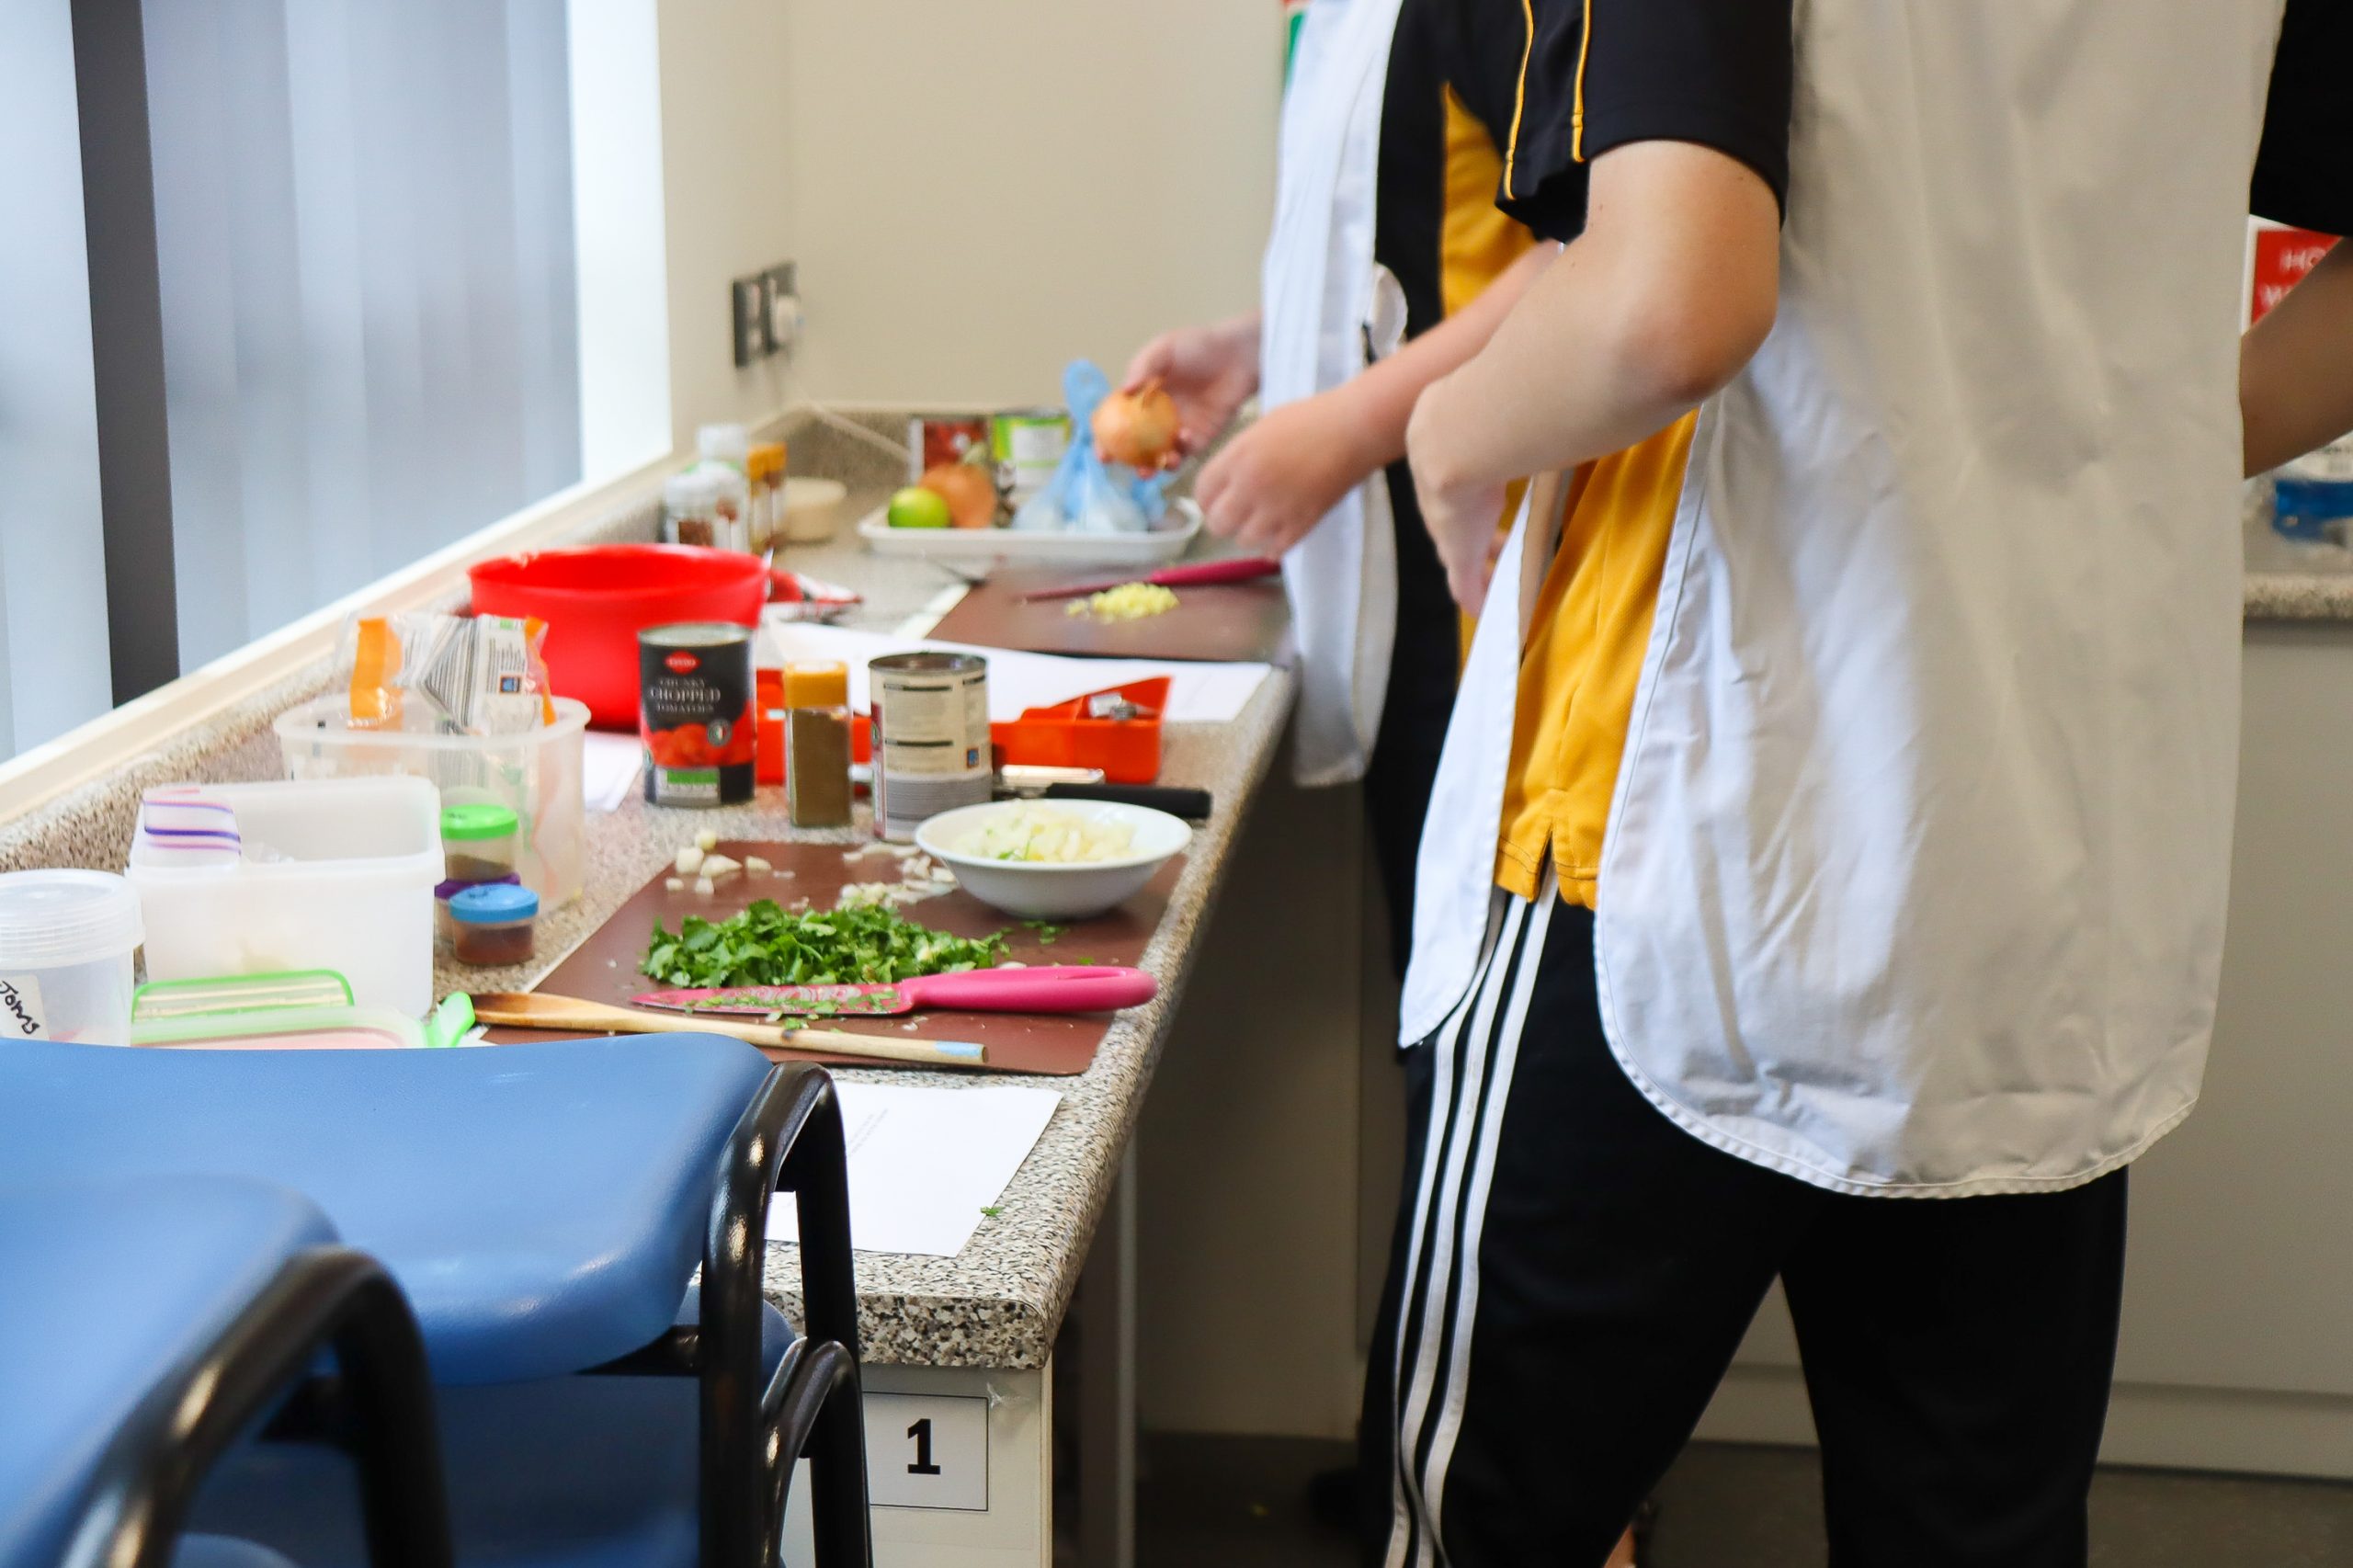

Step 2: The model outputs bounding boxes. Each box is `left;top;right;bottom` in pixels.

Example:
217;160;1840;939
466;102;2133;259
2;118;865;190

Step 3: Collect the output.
908;415;988;481
2249;223;2337;325
756;665;787;786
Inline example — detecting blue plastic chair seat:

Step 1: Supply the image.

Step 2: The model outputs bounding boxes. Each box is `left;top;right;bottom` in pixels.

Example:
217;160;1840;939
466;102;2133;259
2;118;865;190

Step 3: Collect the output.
191;1301;798;1568
0;1035;775;1385
0;1176;335;1568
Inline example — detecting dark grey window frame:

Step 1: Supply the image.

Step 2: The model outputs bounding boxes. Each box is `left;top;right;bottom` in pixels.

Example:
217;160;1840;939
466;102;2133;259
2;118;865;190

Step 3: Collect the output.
70;0;181;706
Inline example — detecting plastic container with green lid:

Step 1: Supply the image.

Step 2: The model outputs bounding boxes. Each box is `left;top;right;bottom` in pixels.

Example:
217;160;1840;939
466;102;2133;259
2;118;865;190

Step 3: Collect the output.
440;802;520;883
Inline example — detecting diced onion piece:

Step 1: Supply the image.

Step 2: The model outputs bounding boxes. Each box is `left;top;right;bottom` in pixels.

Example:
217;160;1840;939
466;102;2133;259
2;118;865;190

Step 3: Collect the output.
700;854;742;880
696;829;719;852
694;878;716;896
676;846;705;876
745;856;772;875
664;876;686;892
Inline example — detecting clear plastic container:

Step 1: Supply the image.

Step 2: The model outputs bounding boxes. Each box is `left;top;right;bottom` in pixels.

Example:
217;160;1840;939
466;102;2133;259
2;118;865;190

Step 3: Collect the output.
0;869;143;1044
275;695;586;909
125;777;442;1016
449;882;539;967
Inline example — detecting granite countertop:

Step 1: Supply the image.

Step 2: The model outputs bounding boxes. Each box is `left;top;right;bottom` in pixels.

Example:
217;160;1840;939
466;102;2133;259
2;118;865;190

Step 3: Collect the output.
438;416;1297;1370
2244;570;2353;621
2242;483;2353;622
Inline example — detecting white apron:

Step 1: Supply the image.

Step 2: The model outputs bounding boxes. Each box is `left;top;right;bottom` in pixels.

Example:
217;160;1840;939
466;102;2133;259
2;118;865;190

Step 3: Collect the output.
1261;0;1409;788
1401;1;2288;1198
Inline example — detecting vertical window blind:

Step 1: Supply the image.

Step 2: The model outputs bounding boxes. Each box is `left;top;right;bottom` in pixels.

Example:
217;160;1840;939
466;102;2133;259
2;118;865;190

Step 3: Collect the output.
142;0;583;673
0;0;584;758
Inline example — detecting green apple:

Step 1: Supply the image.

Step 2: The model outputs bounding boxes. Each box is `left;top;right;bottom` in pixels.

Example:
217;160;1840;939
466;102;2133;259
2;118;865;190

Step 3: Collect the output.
887;486;952;529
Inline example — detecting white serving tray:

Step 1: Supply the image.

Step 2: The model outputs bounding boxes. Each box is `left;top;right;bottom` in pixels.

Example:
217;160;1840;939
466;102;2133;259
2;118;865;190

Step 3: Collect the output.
858;498;1202;568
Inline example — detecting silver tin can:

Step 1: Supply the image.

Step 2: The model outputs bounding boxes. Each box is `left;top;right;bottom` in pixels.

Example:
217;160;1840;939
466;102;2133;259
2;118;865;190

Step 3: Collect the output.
990;408;1072;509
869;652;990;841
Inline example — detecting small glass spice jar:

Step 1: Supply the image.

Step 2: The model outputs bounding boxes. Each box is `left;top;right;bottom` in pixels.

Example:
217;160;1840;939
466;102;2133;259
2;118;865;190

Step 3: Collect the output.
746;441;787;553
449;882;540;968
440;802;520;884
437;872;520;945
662;470;722;549
782;660;854;829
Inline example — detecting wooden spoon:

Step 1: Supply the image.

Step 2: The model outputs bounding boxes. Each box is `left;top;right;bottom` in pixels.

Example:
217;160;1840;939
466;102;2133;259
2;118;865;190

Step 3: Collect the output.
470;992;985;1068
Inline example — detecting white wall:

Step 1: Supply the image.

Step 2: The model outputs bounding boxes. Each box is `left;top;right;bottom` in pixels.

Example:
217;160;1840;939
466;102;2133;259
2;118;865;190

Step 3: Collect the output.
780;0;1281;409
650;0;799;450
641;0;1282;440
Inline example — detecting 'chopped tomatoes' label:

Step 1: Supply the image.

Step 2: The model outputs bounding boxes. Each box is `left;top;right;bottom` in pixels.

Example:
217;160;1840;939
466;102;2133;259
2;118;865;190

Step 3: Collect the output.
641;630;755;807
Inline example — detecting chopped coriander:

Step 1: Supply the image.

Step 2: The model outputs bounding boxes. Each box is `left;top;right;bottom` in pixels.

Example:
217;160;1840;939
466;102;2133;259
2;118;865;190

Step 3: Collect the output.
980;1206;1004;1219
642;900;1009;989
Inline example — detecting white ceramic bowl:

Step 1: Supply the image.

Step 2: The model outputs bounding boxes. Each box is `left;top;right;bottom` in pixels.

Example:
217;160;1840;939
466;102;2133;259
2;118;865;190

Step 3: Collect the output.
915;800;1191;921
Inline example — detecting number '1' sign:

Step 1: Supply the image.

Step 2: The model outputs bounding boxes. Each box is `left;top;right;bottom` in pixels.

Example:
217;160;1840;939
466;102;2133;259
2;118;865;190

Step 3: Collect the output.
864;1392;989;1511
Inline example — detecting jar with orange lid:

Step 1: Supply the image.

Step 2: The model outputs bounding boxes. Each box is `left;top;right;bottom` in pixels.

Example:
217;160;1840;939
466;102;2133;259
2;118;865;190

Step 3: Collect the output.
782;660;853;828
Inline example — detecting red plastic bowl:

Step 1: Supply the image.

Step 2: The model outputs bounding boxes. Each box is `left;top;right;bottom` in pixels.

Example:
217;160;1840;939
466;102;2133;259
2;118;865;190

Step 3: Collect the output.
469;544;769;730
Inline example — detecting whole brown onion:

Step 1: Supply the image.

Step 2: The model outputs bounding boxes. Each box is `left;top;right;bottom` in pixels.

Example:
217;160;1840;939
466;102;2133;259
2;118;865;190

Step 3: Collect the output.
1092;379;1181;472
919;461;1001;529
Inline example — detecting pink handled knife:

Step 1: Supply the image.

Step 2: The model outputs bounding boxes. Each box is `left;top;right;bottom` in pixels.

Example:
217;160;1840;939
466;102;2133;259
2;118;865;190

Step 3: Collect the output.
1019;556;1281;603
630;965;1158;1019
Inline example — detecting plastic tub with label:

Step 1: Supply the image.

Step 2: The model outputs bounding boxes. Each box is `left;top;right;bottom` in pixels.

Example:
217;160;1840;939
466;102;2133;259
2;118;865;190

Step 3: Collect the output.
0;870;143;1043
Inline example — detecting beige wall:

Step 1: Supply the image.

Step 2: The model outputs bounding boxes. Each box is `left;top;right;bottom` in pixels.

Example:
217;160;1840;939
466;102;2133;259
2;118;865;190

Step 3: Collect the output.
655;0;800;448
780;0;1281;409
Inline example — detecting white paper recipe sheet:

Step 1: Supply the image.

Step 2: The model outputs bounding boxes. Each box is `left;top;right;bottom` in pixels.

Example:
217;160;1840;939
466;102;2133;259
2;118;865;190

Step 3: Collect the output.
766;1083;1063;1257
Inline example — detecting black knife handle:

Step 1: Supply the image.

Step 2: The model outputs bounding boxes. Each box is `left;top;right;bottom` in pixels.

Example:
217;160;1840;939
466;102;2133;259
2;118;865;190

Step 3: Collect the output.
1042;782;1213;820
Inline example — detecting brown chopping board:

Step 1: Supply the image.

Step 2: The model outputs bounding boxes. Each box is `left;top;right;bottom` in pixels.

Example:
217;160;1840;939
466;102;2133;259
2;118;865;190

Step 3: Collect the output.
488;839;1178;1075
926;567;1291;664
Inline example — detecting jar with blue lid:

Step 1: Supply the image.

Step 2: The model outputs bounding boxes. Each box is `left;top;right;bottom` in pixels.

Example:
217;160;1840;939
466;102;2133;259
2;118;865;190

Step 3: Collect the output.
449;882;539;968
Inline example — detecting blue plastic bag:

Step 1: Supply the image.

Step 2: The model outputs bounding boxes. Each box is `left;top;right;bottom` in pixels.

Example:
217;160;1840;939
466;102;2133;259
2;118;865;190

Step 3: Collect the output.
1011;361;1172;534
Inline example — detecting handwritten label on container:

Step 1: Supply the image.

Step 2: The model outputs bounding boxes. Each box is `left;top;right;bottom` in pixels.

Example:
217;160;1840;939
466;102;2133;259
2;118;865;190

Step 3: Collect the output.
0;974;48;1039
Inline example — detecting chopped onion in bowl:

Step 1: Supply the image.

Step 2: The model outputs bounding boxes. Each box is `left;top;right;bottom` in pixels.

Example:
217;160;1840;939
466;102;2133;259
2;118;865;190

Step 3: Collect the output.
952;803;1137;864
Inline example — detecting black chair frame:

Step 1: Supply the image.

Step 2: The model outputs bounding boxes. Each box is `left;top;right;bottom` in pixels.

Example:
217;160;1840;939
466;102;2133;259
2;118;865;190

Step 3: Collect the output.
768;1340;870;1568
590;1062;869;1568
63;1247;451;1568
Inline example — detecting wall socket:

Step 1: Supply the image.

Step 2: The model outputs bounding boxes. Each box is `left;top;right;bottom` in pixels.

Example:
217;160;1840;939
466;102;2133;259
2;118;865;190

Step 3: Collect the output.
731;260;801;368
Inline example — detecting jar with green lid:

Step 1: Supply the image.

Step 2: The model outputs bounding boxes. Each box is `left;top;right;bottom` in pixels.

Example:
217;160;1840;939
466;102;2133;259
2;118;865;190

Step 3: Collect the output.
439;802;520;884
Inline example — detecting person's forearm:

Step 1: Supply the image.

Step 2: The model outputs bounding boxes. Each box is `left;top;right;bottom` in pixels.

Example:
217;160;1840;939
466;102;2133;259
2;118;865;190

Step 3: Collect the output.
1324;244;1559;477
2245;242;2353;476
1410;145;1780;494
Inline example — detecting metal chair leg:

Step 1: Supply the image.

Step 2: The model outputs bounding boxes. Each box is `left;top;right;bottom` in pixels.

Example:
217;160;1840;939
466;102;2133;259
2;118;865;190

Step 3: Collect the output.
700;1064;868;1568
768;1340;871;1568
63;1248;451;1568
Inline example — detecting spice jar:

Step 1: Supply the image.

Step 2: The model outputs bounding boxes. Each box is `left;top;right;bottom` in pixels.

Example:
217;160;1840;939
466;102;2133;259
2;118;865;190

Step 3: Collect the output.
449;882;539;967
440;802;520;883
437;872;520;945
694;424;754;553
782;660;854;829
663;471;723;549
747;441;788;552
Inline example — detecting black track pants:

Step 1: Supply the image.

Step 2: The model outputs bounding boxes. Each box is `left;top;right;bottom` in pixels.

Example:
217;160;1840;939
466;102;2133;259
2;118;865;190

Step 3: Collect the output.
1366;887;2130;1568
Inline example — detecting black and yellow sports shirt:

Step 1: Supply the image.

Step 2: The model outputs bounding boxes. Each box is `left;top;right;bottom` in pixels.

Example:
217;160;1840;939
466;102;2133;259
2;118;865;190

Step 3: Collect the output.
1433;0;1795;907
